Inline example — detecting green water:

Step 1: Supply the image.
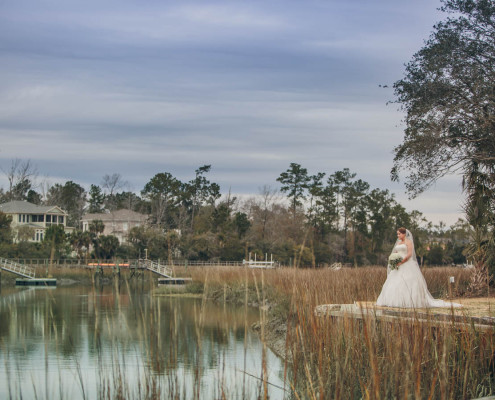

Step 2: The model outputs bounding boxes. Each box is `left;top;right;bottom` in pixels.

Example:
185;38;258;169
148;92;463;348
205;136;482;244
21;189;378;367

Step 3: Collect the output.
0;283;286;399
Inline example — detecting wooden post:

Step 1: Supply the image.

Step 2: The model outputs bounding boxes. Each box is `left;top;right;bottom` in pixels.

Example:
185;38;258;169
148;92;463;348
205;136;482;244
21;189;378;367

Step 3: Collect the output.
448;276;454;299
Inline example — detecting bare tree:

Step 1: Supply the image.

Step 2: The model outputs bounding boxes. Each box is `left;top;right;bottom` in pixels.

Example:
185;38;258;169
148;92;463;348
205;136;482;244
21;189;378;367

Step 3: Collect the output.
38;176;53;204
257;185;279;240
101;173;128;210
242;185;283;245
101;173;127;195
2;159;38;201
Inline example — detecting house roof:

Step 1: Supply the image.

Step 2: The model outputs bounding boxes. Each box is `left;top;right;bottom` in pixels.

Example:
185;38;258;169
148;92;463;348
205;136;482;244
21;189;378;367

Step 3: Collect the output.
82;209;148;223
0;201;66;215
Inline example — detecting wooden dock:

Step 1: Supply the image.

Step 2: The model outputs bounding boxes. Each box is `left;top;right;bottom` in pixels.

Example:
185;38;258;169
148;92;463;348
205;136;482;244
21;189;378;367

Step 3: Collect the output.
315;301;495;331
136;259;192;284
242;253;277;269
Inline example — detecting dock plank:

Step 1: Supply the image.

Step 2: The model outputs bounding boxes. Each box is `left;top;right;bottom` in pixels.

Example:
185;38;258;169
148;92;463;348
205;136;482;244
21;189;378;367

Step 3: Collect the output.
315;300;495;330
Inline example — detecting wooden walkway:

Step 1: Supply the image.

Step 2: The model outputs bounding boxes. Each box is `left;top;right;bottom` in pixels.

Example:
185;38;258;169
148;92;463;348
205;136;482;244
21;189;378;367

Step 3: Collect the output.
315;301;495;331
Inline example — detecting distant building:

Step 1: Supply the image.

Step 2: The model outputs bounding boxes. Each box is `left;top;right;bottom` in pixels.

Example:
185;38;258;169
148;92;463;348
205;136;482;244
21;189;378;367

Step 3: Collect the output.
0;200;74;242
81;209;148;243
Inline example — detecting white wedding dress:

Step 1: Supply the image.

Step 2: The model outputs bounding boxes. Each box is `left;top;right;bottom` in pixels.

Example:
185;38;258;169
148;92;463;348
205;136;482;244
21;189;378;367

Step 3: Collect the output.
376;235;461;308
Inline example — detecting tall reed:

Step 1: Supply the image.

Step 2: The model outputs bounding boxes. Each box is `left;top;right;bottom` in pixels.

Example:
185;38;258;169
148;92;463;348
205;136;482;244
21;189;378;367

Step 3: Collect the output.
185;265;493;398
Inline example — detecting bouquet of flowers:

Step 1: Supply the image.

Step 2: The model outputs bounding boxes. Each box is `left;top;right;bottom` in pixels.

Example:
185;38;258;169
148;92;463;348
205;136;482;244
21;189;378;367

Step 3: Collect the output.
388;253;403;270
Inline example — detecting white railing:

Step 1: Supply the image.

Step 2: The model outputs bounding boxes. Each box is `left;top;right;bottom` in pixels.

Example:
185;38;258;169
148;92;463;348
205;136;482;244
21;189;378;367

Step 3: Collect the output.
176;261;244;267
242;253;277;269
2;258;283;270
242;260;276;269
0;258;36;279
139;259;173;278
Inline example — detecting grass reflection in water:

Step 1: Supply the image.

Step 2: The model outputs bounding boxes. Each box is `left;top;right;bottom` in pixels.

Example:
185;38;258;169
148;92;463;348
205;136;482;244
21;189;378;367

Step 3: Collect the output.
0;281;286;399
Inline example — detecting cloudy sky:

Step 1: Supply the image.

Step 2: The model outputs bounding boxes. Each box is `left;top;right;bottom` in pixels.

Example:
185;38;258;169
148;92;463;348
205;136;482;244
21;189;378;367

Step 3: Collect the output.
0;0;464;225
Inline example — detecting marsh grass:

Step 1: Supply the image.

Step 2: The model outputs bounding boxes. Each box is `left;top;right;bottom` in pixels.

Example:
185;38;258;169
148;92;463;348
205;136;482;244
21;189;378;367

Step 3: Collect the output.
287;289;495;399
182;266;492;398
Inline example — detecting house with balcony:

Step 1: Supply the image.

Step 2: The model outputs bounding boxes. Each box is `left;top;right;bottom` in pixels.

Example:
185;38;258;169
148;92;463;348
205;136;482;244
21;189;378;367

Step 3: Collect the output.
81;209;148;244
0;200;74;242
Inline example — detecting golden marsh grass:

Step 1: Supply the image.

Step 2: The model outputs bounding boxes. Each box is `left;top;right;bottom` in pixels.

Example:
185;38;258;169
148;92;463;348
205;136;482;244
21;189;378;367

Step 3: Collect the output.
182;265;493;399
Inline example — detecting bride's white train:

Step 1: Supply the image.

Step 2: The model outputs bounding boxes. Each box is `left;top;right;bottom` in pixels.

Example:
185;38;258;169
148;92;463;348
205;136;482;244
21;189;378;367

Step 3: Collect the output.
376;229;461;308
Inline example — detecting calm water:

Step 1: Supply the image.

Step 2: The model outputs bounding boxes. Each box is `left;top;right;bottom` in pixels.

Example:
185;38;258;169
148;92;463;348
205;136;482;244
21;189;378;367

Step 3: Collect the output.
0;283;286;399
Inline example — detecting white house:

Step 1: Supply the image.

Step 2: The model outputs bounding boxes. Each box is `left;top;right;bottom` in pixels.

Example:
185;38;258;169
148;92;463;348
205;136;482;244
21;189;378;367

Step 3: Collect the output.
81;209;148;243
0;200;74;242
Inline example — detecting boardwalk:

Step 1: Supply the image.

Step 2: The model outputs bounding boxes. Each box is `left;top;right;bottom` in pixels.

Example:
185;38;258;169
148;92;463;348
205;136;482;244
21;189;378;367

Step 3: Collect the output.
315;300;495;331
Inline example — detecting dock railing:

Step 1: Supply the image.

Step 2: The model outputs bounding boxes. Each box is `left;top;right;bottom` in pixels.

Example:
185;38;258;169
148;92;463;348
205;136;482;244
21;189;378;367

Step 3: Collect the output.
0;258;36;279
138;259;173;278
242;259;276;269
3;258;282;269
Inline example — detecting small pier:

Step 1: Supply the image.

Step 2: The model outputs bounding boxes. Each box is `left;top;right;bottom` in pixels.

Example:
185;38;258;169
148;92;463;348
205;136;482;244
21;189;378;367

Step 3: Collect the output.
138;259;191;285
315;301;495;331
85;260;191;284
243;253;277;269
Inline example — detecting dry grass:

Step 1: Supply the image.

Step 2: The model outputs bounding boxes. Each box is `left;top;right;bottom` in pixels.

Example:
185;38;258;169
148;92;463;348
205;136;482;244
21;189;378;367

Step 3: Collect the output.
180;265;495;399
181;265;471;308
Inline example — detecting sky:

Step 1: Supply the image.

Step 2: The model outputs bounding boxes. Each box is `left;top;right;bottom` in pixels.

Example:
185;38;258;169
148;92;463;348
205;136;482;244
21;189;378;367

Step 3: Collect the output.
0;0;465;226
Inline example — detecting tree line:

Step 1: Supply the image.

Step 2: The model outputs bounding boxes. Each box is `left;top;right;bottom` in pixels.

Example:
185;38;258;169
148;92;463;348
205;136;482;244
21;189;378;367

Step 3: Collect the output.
0;159;471;267
1;1;492;278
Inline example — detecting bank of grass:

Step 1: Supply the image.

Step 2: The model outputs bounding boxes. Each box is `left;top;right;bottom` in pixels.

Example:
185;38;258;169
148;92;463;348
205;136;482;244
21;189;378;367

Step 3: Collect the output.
175;265;493;398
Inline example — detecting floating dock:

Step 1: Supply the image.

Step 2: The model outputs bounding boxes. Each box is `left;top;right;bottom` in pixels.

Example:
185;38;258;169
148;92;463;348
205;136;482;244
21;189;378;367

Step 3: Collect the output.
158;277;192;285
16;278;57;287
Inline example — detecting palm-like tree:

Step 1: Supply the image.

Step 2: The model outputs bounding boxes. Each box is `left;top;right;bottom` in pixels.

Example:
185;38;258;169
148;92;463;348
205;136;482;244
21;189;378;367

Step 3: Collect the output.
463;162;495;292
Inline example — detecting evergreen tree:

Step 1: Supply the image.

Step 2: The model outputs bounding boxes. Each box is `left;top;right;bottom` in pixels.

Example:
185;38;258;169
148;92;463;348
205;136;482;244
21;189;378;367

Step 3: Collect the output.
277;163;310;216
88;184;105;213
0;212;12;244
142;172;181;228
46;181;86;227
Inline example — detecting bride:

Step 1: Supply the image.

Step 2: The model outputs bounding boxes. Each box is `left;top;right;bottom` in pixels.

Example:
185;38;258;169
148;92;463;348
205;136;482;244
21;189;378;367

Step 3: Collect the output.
376;227;461;308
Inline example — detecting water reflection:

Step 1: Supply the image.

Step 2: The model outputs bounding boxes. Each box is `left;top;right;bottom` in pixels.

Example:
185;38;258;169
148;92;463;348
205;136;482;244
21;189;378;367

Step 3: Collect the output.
0;284;286;399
